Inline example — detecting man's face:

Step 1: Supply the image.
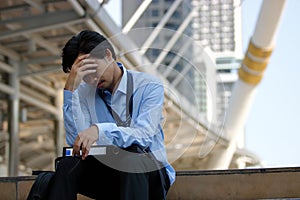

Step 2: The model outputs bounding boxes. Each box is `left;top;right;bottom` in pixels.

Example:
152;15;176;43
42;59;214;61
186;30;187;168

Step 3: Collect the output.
82;56;114;90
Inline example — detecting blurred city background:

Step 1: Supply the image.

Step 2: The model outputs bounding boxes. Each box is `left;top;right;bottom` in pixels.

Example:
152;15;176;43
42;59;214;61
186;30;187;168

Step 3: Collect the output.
0;0;298;178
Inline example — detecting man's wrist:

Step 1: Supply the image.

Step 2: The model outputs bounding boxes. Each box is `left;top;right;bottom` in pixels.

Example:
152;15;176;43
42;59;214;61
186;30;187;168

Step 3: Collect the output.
64;82;75;91
64;75;78;91
91;124;101;142
91;124;99;133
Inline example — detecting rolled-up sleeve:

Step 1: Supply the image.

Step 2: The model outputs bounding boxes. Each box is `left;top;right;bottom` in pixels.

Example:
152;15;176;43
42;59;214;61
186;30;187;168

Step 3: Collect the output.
63;88;91;146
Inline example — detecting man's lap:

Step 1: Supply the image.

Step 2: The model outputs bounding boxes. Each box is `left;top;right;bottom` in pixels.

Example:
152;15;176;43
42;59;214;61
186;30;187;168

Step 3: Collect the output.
52;153;168;200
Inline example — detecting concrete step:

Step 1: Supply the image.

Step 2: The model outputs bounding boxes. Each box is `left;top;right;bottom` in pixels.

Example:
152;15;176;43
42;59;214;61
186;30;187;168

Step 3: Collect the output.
168;167;300;199
0;176;91;200
1;167;300;199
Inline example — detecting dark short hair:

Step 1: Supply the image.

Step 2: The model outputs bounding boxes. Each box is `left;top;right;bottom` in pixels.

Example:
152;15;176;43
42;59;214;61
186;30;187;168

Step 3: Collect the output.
61;30;116;73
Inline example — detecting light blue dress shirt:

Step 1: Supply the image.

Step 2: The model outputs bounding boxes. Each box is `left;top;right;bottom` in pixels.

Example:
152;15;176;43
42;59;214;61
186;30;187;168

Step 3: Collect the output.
63;62;175;185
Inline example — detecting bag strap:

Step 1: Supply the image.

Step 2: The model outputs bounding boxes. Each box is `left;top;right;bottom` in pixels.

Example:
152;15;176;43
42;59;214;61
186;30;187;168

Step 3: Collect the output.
99;71;133;127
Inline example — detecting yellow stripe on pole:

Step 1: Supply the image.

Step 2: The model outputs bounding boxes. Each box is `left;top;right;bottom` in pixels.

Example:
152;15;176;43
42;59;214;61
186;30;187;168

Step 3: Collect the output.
238;67;264;85
242;56;268;71
239;40;274;85
248;40;273;58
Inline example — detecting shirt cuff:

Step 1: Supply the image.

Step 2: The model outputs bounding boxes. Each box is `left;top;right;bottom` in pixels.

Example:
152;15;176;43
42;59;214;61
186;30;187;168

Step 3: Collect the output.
63;89;74;105
94;123;117;145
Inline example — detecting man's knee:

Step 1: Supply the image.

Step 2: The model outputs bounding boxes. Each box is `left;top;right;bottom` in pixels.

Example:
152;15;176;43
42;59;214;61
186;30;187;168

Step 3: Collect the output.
116;152;157;173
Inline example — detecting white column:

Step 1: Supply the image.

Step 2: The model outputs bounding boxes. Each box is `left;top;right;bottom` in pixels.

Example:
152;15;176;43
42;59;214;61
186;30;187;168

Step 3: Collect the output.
207;0;287;169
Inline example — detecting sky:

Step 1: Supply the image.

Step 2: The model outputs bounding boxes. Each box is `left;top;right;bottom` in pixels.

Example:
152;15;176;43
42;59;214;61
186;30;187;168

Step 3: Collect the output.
104;0;300;168
243;0;300;167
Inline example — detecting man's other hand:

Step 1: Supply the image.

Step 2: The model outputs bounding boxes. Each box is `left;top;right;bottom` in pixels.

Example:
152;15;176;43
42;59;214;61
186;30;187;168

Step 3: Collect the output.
73;125;99;160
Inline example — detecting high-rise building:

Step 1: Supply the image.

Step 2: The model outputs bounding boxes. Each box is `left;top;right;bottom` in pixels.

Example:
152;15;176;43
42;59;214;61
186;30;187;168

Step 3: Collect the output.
191;0;243;127
122;0;243;127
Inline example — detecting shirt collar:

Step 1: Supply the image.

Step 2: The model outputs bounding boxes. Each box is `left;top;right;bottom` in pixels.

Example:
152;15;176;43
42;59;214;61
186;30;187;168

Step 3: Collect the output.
115;62;127;94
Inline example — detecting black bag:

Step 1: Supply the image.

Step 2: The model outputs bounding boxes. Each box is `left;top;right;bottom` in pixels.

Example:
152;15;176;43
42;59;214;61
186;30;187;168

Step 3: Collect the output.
26;157;61;200
26;171;55;200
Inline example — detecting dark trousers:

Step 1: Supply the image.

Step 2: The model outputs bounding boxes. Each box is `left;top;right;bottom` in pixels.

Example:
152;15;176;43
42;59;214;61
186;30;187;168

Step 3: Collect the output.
48;154;170;200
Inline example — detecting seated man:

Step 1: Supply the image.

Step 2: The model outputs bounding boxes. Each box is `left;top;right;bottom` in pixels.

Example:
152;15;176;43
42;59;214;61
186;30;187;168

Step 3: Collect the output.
48;30;175;200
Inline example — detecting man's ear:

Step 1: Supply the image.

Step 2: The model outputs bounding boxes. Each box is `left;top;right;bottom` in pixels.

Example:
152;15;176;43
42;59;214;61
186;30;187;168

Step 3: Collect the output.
105;49;112;62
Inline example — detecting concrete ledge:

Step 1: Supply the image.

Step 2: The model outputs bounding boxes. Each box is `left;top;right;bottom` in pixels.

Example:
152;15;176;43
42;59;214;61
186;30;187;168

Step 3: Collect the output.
167;167;300;200
0;176;35;200
0;176;92;200
2;167;300;199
